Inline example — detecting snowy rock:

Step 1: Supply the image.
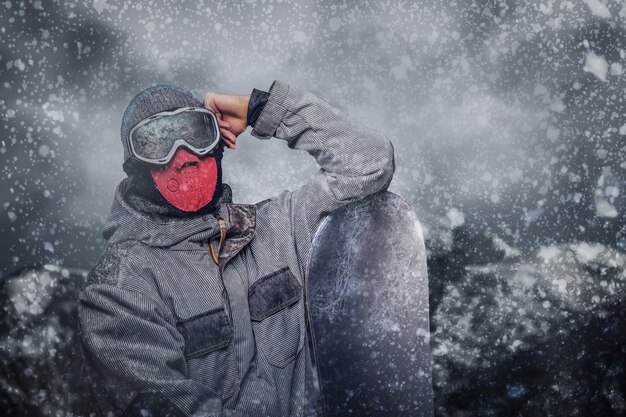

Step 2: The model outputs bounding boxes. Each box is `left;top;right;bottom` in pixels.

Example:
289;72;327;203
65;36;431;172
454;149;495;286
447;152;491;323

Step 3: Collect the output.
0;265;97;416
430;237;626;416
2;231;625;417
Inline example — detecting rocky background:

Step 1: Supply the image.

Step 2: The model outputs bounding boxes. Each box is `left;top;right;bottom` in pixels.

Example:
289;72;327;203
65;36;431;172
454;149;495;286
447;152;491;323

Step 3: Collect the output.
1;0;625;416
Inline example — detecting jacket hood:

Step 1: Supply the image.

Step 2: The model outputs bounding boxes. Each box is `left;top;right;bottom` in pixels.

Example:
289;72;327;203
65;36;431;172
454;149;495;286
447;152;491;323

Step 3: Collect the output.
103;178;234;248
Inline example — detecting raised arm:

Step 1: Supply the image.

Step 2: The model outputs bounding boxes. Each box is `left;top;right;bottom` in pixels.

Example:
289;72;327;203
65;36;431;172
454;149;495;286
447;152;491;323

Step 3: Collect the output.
205;80;395;265
252;81;395;252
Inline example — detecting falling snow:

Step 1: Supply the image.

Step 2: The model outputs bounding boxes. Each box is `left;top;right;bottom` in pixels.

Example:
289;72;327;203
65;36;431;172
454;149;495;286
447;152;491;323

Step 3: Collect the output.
1;0;625;416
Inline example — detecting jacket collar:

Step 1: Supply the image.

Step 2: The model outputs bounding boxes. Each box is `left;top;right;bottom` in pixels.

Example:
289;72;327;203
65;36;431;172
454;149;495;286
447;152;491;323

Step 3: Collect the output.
220;203;256;264
104;178;256;256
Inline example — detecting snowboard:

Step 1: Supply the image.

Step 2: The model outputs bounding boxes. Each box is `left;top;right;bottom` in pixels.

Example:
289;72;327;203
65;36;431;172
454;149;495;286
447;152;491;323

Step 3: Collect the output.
306;191;433;417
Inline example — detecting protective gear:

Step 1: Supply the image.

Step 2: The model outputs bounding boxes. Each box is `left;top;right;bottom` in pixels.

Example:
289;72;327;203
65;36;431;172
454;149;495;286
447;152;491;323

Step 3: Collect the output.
128;107;221;165
120;85;203;170
120;84;225;216
80;81;396;417
150;148;219;212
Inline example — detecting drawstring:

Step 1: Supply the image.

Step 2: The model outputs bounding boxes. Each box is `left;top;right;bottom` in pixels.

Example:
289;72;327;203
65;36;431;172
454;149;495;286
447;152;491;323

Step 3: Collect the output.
209;218;227;266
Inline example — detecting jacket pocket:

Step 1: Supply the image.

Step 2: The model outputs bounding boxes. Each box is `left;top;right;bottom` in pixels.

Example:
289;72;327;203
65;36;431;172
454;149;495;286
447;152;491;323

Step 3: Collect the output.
176;307;233;359
249;267;303;368
176;307;239;399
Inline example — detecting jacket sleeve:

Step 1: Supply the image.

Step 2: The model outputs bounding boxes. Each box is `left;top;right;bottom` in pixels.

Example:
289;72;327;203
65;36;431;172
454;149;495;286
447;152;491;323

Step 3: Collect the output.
251;80;395;266
78;257;242;417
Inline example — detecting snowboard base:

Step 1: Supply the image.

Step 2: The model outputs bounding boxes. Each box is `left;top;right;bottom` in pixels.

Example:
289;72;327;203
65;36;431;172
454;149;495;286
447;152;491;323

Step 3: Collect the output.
307;191;433;417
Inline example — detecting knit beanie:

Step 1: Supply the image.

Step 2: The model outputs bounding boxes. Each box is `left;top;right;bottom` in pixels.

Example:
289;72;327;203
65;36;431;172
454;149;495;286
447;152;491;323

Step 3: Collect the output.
119;85;226;219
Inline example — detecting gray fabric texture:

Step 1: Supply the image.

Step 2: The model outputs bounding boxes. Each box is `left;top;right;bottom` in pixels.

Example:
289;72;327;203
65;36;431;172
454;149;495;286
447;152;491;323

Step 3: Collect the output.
248;268;302;322
78;80;395;417
177;308;233;359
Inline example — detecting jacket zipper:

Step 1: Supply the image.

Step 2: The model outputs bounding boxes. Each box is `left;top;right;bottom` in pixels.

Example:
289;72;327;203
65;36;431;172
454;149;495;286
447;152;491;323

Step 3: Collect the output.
209;217;227;266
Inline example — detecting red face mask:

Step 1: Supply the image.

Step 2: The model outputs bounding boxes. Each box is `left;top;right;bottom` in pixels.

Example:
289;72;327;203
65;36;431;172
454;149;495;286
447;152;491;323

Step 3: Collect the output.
150;148;218;212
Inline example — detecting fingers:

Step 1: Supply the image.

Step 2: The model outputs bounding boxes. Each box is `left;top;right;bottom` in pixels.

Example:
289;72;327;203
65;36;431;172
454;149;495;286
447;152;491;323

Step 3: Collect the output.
203;92;214;109
210;100;234;148
217;118;230;129
203;93;222;119
206;91;240;150
220;127;237;149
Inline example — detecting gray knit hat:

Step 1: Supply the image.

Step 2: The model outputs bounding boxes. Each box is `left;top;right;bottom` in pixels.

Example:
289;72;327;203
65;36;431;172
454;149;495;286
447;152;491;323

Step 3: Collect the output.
120;85;203;166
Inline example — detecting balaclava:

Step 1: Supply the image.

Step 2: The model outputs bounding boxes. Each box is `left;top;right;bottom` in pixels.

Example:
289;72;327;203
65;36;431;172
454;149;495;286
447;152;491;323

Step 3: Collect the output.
120;85;226;219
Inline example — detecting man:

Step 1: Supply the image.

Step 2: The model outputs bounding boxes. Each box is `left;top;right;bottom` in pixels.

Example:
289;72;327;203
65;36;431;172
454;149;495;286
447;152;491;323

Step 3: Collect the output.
78;80;395;417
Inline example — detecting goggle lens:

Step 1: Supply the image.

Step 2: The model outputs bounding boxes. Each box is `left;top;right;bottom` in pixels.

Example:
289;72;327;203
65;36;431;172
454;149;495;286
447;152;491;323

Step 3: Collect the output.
130;109;219;163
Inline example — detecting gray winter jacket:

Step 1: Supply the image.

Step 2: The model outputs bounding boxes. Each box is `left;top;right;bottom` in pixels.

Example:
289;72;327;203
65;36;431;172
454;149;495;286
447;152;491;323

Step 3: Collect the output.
78;80;395;417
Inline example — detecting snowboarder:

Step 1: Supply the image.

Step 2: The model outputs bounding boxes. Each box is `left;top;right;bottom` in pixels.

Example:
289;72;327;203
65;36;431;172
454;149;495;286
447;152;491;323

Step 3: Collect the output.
77;80;395;417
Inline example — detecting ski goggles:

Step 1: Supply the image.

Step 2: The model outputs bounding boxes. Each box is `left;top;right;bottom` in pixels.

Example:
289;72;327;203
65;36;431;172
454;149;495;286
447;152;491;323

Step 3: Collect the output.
128;107;221;165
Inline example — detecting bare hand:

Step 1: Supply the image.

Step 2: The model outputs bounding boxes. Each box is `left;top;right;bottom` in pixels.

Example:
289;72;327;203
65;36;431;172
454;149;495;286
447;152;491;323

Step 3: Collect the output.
203;92;250;149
